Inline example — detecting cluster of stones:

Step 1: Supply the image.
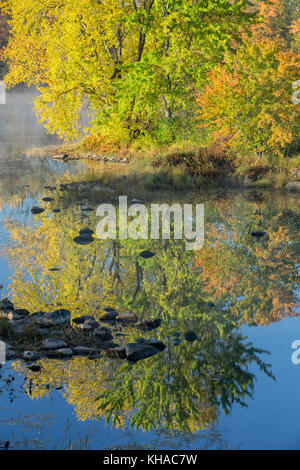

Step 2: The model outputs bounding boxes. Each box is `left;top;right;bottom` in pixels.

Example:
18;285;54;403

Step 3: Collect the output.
31;180;116;217
0;299;167;370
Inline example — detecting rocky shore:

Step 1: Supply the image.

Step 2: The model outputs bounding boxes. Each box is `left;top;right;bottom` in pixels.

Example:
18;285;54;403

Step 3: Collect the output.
0;298;170;371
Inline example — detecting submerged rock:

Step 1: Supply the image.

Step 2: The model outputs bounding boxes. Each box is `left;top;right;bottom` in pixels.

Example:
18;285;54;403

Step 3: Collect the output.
31;206;45;215
139;250;156;259
184;331;198;343
73;235;94;245
42;197;54;202
251;230;267;238
125;343;160;362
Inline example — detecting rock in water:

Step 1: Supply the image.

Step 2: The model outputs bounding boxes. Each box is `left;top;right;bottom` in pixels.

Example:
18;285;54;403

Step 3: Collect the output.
73;235;94;245
31;206;45;214
184;331;198;343
139;250;155;259
125;343;161;362
251;230;267;238
42;197;54;202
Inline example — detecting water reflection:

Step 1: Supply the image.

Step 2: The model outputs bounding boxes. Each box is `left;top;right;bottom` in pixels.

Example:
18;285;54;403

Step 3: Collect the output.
3;184;298;435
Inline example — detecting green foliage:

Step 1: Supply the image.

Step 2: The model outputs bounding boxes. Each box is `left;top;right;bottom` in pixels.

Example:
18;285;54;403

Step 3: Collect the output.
3;0;257;140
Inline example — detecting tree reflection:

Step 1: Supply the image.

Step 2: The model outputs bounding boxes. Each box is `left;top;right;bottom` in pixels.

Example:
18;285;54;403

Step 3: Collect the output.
5;190;299;433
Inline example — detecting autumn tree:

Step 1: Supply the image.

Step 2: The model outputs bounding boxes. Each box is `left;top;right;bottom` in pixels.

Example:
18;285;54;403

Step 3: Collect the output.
197;0;300;160
2;0;257;141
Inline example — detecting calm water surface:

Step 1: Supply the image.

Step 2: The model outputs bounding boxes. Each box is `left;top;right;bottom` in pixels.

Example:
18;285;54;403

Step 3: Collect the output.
0;89;299;450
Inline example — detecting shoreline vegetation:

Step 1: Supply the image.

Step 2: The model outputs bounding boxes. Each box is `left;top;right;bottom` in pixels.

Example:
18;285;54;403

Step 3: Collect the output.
27;142;300;192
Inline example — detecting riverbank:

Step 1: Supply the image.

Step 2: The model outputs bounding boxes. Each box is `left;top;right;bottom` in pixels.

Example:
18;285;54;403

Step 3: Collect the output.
26;143;300;193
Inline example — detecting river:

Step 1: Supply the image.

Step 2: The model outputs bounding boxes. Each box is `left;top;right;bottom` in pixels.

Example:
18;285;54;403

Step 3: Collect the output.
0;88;299;450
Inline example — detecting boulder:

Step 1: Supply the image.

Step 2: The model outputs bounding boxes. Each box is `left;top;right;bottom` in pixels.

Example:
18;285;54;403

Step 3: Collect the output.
125;343;160;362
